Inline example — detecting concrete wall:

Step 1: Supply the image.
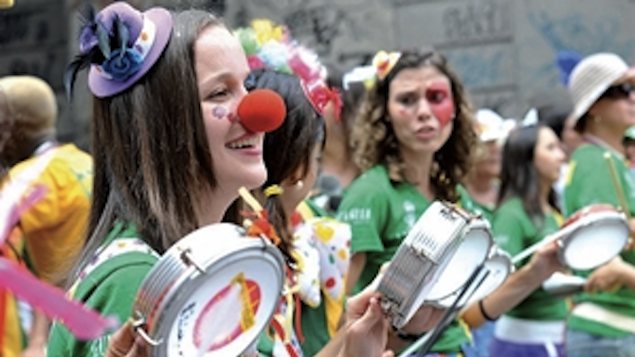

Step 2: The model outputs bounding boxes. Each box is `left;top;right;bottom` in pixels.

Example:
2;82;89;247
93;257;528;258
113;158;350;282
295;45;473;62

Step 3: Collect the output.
224;0;635;119
1;0;634;148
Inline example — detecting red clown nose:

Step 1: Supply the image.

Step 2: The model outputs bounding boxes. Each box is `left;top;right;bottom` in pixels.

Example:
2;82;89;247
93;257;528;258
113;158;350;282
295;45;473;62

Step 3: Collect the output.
237;89;286;133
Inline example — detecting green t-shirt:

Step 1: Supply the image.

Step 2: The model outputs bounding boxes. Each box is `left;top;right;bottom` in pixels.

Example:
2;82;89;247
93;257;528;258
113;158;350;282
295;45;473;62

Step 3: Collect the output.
492;197;568;320
337;165;471;353
563;143;635;337
456;185;495;224
47;223;157;356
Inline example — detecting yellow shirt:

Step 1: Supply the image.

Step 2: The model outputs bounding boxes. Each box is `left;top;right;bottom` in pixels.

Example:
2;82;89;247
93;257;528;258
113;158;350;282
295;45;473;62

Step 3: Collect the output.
8;144;93;284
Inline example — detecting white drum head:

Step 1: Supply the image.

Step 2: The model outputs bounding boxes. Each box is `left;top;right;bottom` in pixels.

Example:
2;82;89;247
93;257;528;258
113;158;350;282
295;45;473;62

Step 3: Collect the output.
134;223;285;357
463;250;512;304
431;248;512;308
425;222;492;302
561;214;629;270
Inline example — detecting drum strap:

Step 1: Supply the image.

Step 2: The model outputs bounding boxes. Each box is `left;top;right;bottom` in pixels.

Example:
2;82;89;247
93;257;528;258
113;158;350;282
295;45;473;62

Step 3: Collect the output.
572;302;635;334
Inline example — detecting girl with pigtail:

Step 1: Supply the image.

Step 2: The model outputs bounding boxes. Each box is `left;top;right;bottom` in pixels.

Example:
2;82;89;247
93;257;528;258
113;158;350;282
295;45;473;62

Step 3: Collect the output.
236;20;394;357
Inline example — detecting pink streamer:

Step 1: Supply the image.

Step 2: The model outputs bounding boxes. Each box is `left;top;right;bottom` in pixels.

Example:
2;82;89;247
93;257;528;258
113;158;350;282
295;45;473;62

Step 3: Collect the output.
0;258;119;340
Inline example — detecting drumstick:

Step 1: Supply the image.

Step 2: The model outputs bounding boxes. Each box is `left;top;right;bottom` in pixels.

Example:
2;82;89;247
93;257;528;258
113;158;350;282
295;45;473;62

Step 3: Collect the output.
511;229;565;264
604;152;635;250
604;152;631;219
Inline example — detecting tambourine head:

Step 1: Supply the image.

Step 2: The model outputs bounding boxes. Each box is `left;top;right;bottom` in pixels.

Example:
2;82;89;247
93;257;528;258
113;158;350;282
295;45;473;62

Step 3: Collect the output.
559;204;629;270
134;223;285;356
424;219;492;302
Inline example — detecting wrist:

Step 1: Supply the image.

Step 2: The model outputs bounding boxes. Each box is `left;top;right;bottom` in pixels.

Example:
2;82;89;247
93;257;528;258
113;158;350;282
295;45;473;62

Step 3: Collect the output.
478;299;497;321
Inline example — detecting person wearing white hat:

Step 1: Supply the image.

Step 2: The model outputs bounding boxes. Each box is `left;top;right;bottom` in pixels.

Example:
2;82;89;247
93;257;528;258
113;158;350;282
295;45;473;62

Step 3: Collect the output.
563;52;635;357
462;108;513;222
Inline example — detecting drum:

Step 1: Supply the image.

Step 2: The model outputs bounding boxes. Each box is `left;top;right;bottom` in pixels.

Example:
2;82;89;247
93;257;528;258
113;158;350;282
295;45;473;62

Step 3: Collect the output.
512;204;629;271
424;218;492;304
431;247;513;309
558;204;629;270
376;201;492;328
132;223;285;357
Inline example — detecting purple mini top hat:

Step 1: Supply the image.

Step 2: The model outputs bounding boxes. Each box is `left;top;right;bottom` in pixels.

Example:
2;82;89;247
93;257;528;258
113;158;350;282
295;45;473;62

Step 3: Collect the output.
65;2;172;98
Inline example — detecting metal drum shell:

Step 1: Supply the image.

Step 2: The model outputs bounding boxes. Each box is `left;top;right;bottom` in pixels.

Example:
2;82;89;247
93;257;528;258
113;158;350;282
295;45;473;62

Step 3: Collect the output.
133;223;285;357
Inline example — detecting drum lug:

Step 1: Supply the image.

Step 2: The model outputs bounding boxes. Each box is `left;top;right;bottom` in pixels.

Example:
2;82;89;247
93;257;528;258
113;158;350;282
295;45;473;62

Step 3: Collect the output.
179;248;206;274
131;312;163;347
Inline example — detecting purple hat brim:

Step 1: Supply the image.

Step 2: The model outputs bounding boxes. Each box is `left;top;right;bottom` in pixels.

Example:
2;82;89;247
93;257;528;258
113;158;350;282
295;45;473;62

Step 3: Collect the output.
88;7;173;98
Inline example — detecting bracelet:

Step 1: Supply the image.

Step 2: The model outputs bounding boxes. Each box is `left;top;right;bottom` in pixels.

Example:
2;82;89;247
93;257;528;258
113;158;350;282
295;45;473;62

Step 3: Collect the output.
478;299;496;321
391;325;422;342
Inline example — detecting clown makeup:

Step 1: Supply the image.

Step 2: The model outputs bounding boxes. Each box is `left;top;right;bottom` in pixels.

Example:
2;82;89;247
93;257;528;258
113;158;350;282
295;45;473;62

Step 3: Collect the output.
212;105;228;120
211;104;239;123
426;81;455;128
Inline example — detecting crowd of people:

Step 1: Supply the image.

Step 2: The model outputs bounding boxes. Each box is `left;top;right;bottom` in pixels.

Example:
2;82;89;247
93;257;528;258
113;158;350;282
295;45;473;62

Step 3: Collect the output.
1;1;635;356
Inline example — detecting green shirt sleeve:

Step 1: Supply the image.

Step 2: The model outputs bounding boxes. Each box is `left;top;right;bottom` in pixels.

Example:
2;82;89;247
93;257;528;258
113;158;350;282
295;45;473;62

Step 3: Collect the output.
47;257;154;357
492;201;527;258
337;177;388;254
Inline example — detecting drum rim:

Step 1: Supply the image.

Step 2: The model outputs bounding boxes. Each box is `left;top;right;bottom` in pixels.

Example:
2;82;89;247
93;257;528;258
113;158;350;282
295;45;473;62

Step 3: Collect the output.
132;223;285;356
149;244;284;355
559;211;629;270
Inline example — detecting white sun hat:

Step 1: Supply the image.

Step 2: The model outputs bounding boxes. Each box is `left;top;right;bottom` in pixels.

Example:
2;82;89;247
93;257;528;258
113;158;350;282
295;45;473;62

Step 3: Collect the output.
568;52;635;123
475;108;512;143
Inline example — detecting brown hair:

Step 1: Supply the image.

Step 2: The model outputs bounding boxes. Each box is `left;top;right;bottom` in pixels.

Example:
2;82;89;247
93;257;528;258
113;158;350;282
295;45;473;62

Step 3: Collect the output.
74;10;226;276
351;50;476;201
247;69;325;265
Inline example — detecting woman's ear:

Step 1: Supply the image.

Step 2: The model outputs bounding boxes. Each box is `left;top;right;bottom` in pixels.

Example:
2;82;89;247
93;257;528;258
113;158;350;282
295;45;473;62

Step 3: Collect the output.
282;165;307;189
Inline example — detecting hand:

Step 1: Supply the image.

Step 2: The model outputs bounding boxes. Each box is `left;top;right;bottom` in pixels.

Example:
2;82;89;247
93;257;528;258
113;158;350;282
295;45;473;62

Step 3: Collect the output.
105;321;149;357
585;256;628;293
527;240;566;282
339;288;394;357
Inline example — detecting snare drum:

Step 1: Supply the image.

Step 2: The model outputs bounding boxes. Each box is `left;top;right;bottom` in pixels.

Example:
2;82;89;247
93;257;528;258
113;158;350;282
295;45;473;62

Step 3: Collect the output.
558;204;629;270
133;223;285;357
376;201;492;328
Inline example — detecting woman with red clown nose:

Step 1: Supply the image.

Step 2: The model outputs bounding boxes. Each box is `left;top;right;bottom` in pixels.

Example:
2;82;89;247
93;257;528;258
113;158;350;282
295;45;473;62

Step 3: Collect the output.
48;2;285;356
337;49;481;356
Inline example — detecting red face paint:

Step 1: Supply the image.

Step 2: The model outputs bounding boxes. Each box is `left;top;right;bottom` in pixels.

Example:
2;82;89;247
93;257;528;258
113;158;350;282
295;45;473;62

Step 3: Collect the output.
426;81;455;128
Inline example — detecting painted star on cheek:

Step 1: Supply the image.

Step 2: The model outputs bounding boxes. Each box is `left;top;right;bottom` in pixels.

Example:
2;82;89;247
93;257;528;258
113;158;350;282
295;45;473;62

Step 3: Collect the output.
426;81;455;128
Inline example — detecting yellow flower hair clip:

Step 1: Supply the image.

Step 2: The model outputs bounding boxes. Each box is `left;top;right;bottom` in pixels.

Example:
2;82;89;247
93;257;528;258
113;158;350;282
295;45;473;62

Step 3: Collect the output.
372;50;402;81
251;19;286;46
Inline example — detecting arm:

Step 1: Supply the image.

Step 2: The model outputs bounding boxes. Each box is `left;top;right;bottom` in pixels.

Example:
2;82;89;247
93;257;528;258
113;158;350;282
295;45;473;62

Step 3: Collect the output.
20;310;48;357
345;252;366;294
461;241;563;328
585;256;635;291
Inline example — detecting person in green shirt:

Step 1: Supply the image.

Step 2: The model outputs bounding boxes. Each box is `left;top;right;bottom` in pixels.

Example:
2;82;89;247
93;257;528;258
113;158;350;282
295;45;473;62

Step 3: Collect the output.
563;52;635;357
337;48;480;356
48;4;275;356
469;124;569;356
51;4;393;356
247;67;394;357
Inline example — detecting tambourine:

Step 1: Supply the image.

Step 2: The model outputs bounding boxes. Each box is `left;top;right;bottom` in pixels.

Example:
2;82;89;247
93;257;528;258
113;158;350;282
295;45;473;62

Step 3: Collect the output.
431;247;513;309
376;201;492;328
132;223;285;356
513;204;629;270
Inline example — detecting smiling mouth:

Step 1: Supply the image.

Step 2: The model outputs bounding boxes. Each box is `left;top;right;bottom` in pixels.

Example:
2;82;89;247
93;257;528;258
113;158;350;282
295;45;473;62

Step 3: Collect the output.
226;136;258;150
